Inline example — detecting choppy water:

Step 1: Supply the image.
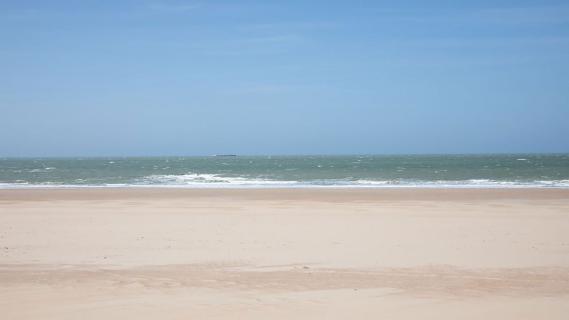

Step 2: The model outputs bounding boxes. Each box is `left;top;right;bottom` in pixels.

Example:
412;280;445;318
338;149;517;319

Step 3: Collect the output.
1;154;568;188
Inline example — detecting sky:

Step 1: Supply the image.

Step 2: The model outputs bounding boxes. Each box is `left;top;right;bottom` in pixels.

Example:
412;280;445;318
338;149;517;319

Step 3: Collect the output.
1;0;568;156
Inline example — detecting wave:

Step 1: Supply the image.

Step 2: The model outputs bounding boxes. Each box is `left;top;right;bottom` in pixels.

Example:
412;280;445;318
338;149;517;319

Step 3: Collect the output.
136;173;300;186
1;174;569;189
136;175;569;188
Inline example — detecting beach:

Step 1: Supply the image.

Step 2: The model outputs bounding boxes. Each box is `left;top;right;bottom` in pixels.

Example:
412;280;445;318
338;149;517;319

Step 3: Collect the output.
1;188;569;319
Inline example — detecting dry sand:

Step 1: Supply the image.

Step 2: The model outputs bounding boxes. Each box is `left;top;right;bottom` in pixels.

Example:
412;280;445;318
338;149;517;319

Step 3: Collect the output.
1;188;568;319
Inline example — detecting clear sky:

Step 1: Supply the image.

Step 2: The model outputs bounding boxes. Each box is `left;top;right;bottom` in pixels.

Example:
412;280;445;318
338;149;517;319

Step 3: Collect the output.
1;0;568;156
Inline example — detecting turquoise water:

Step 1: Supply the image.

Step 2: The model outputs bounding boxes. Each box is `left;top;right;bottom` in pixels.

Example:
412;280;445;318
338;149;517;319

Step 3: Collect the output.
1;154;568;188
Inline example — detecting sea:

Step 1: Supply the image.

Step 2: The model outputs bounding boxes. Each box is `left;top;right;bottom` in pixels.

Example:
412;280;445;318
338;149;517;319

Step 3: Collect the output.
1;154;568;188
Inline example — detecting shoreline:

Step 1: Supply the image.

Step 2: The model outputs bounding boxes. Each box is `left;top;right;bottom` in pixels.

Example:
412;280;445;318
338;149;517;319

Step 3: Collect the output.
2;187;569;201
1;183;569;189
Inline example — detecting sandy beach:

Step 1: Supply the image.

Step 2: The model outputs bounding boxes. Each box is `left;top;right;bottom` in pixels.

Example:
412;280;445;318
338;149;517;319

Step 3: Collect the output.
1;188;568;319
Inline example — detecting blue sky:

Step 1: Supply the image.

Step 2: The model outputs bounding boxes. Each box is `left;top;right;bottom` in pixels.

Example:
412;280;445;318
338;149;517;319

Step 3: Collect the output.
1;0;568;156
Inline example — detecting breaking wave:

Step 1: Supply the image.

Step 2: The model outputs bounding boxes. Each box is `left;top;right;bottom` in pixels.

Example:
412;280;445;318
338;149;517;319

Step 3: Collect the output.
2;174;568;188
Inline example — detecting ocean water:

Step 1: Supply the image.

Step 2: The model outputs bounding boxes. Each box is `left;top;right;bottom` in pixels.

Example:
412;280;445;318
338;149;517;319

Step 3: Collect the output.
0;154;568;188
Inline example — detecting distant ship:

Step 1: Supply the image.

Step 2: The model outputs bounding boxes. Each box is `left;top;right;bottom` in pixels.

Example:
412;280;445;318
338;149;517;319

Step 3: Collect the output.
214;154;237;157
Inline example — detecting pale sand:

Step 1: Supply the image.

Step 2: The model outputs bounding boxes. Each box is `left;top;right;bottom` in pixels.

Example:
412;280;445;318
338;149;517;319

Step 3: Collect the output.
1;188;568;319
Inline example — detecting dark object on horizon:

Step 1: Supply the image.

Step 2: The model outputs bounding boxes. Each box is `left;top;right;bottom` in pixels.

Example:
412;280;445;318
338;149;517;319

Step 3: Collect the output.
214;154;237;157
